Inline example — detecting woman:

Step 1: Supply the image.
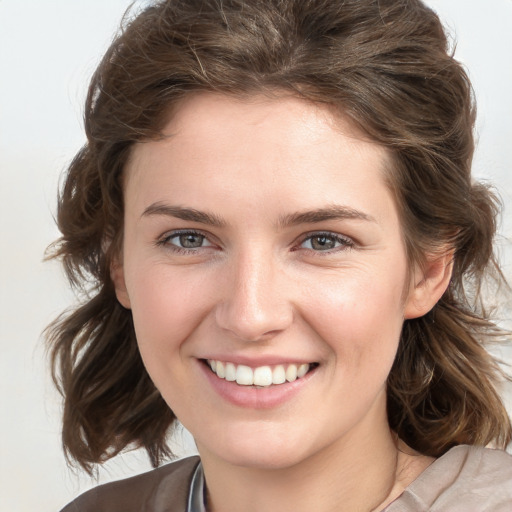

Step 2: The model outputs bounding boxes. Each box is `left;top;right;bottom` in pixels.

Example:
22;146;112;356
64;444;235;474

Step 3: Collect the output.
48;0;512;510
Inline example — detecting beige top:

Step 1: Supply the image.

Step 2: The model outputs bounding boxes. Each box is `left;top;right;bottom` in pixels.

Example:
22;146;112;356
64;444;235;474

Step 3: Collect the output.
61;445;512;511
385;445;512;511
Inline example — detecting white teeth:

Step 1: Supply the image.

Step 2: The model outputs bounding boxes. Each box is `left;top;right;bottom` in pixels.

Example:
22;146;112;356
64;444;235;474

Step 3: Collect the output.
297;363;309;378
236;365;254;385
285;364;297;382
225;362;236;382
253;366;273;386
208;360;312;387
216;361;226;378
272;365;286;385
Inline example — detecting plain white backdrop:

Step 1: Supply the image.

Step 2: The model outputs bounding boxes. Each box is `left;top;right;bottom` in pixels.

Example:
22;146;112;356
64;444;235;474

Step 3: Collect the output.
0;1;510;511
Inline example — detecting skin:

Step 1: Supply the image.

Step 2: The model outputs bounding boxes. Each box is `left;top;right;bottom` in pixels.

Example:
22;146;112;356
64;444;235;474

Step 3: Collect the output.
113;93;452;512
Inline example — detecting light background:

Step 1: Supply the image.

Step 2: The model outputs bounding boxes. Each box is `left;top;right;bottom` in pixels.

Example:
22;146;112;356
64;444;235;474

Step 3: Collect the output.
0;1;511;511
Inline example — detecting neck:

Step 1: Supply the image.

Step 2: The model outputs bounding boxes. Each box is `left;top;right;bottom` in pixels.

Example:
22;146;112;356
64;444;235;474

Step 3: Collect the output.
198;405;430;512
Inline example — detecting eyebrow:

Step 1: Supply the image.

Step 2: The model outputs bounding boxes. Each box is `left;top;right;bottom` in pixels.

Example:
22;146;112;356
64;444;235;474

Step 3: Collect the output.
142;203;375;229
277;205;375;228
141;203;227;227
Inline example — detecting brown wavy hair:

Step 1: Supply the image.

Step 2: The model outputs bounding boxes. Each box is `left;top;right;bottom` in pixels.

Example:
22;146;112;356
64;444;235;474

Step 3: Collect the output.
46;0;511;473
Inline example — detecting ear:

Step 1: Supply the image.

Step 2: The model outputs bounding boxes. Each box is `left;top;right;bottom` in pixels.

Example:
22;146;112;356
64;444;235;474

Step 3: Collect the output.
404;251;454;319
110;258;131;309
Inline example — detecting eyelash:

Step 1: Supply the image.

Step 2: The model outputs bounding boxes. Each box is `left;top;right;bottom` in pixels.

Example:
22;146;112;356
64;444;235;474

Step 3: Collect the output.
155;230;355;255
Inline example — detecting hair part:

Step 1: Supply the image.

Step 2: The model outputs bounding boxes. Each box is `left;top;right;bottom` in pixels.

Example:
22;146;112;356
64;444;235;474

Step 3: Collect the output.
46;0;511;473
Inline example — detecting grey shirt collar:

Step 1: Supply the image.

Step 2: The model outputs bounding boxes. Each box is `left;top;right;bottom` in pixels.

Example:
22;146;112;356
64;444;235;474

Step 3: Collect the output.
187;461;206;512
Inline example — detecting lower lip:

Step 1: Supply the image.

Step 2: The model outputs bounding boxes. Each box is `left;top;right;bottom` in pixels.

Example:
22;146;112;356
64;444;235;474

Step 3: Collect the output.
198;361;317;409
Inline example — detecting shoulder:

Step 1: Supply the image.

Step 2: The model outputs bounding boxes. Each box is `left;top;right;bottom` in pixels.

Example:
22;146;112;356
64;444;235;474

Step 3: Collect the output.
59;456;200;512
389;445;512;511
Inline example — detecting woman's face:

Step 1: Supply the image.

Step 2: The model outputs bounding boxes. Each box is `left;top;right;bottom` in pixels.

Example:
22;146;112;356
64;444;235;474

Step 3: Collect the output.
115;93;423;470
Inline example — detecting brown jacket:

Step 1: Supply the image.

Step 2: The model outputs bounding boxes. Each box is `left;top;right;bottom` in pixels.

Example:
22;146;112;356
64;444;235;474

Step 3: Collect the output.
60;456;200;512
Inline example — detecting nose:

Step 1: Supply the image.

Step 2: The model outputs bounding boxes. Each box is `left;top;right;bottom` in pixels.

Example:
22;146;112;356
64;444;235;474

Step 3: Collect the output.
214;251;294;342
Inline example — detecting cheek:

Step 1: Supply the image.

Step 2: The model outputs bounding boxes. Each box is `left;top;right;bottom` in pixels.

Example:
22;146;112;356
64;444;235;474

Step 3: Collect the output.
126;263;213;358
125;264;218;408
299;268;406;367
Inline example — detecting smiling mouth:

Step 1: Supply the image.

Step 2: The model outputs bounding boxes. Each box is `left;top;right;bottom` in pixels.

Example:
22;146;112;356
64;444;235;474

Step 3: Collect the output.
205;359;318;387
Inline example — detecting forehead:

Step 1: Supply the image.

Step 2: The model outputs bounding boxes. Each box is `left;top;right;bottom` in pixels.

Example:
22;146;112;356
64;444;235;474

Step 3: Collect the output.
158;92;379;155
124;92;397;227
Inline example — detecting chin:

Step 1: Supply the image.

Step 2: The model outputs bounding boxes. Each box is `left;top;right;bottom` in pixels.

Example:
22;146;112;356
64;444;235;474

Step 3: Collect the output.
195;423;321;471
216;447;307;471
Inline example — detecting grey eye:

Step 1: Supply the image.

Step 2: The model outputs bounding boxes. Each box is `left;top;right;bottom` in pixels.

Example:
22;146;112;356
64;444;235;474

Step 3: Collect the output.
177;233;206;248
157;230;215;252
300;233;353;252
308;235;337;251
